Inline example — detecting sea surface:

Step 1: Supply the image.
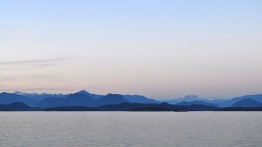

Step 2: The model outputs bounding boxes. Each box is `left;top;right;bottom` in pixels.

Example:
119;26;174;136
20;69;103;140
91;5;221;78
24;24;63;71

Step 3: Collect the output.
0;112;261;147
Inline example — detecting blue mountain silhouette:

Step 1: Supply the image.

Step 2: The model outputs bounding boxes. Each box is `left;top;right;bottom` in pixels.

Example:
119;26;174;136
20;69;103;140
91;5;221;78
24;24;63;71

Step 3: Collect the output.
163;95;211;104
219;94;262;107
37;92;129;108
76;90;103;99
123;95;159;104
14;91;67;101
1;91;262;109
37;93;96;108
97;94;129;106
176;100;218;107
232;98;262;108
0;92;37;106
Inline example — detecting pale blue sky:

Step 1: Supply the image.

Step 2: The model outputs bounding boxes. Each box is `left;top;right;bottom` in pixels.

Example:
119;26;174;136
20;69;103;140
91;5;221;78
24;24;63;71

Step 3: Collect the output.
0;0;262;99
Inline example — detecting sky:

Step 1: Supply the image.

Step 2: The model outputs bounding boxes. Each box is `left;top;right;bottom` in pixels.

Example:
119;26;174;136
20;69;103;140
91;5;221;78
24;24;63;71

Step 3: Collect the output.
0;0;262;99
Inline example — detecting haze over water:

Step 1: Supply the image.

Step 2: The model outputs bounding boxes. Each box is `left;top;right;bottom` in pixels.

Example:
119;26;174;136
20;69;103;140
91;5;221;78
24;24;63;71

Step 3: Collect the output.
0;112;262;147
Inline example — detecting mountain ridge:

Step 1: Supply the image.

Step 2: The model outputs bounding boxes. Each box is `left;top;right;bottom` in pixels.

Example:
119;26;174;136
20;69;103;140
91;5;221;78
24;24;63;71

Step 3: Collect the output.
232;98;262;108
1;91;262;109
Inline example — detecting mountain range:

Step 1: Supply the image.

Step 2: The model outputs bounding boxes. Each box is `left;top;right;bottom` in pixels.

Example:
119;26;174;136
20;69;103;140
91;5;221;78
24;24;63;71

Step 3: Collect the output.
0;90;262;111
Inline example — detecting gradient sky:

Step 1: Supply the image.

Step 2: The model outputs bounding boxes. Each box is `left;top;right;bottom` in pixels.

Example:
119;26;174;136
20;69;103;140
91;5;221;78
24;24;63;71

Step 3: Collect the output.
1;0;262;99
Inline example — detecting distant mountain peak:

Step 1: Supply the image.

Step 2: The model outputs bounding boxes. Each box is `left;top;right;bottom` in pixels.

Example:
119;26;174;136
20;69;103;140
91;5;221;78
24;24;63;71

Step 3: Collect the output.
181;95;202;101
105;93;122;97
106;93;120;96
123;95;159;104
184;95;199;99
232;98;262;108
77;90;90;95
68;93;92;98
98;94;129;105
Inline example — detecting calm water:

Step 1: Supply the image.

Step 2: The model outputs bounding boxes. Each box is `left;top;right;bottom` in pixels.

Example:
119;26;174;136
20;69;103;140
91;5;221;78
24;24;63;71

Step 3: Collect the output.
0;112;261;147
